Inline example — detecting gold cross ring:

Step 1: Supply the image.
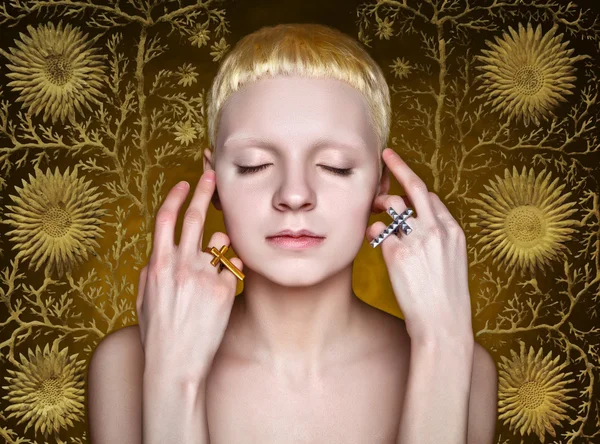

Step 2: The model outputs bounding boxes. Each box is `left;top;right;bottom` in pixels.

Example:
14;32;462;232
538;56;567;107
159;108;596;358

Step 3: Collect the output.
203;245;245;281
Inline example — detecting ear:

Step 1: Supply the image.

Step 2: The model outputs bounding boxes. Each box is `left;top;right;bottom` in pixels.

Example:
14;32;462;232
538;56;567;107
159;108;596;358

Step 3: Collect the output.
372;156;391;214
203;148;222;211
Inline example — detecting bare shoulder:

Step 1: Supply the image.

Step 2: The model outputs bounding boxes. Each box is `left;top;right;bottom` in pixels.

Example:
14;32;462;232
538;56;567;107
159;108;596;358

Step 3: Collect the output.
362;303;498;392
89;324;144;372
90;324;144;369
359;303;496;374
359;301;410;351
88;324;145;391
100;324;142;347
87;325;144;444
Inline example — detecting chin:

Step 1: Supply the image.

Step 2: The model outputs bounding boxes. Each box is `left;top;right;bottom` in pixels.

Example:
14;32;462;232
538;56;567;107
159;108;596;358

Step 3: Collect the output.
261;271;334;288
250;257;353;286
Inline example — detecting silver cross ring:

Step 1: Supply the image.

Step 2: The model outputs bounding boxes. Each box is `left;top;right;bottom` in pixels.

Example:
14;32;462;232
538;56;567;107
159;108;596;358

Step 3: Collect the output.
370;207;415;248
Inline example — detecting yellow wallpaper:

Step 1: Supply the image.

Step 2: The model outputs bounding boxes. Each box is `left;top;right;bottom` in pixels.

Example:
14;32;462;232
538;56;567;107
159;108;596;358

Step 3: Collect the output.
0;0;599;443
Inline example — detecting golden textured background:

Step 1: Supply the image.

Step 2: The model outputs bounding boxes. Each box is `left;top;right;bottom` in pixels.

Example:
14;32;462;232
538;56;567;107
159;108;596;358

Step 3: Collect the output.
1;0;600;442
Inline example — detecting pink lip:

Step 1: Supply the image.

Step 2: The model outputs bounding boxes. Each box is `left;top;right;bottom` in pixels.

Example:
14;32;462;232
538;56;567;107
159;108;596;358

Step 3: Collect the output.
267;235;325;249
268;229;324;238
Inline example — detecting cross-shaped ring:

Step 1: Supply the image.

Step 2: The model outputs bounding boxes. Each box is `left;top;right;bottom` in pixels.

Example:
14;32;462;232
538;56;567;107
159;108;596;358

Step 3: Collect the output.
203;245;245;281
370;207;415;248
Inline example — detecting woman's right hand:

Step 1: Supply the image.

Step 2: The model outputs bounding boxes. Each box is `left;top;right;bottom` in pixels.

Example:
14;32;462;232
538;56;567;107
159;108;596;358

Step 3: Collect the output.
136;169;243;383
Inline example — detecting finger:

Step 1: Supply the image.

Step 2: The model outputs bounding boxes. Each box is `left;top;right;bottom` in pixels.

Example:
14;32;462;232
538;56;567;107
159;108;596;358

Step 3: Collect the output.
367;220;402;258
381;148;436;221
429;192;460;230
203;232;245;285
179;170;217;257
136;265;148;324
372;194;411;216
202;231;231;265
152;181;191;258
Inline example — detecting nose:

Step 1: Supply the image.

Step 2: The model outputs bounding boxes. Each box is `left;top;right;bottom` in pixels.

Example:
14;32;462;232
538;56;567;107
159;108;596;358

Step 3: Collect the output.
273;167;316;211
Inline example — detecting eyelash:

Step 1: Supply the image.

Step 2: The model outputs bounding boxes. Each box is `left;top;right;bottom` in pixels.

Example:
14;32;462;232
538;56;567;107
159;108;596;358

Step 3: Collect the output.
237;164;353;176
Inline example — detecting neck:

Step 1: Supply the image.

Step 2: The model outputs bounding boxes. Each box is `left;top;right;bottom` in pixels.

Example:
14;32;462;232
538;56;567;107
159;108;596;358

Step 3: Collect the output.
229;264;365;378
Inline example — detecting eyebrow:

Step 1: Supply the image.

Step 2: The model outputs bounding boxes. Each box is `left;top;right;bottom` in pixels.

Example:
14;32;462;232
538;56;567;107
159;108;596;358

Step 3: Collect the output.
223;135;367;153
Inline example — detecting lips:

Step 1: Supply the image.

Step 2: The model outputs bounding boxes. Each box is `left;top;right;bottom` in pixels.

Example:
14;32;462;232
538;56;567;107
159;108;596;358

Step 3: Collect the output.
267;235;325;249
267;229;324;238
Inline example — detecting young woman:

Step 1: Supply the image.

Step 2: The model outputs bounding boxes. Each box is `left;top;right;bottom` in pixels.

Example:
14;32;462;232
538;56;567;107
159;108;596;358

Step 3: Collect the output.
87;23;498;444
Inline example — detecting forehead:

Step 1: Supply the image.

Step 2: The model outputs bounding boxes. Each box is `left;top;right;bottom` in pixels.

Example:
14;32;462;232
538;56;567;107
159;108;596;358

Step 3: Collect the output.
217;75;378;154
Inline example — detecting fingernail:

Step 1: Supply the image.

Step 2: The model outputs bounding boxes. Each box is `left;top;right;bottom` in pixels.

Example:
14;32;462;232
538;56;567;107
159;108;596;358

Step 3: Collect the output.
176;181;189;189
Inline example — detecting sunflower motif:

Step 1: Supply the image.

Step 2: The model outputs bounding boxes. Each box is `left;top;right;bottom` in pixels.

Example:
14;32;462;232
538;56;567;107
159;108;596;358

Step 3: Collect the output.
2;339;87;439
176;63;199;87
189;21;211;48
497;341;577;443
1;166;109;278
0;21;106;124
390;57;412;79
173;120;198;145
475;22;587;127
469;166;579;276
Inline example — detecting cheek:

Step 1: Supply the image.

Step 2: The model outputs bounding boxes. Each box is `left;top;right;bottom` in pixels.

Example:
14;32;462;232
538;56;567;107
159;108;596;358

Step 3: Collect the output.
327;195;373;238
221;197;258;230
217;184;259;240
322;189;372;215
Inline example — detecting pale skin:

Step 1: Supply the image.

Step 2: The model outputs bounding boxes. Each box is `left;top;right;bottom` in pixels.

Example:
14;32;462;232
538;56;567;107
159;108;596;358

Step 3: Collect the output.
87;75;498;444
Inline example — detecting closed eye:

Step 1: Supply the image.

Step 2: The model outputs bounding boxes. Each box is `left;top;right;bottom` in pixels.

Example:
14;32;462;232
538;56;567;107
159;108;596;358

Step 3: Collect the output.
236;164;353;176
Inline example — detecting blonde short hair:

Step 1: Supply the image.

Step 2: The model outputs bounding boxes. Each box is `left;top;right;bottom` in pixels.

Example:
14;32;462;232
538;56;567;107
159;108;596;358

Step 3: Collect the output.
207;23;391;178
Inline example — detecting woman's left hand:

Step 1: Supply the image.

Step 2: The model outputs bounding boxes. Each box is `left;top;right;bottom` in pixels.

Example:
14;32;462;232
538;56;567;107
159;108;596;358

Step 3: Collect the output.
367;148;474;346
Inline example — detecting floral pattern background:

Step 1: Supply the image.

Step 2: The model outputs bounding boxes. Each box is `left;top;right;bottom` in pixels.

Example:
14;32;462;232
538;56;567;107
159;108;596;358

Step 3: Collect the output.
0;0;599;443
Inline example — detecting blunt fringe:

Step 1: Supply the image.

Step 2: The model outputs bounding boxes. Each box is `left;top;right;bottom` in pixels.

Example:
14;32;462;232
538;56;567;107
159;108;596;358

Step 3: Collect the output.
206;23;392;176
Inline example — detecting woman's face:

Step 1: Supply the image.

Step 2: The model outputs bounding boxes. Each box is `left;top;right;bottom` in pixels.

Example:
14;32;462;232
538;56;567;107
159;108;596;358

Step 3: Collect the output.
206;74;386;286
